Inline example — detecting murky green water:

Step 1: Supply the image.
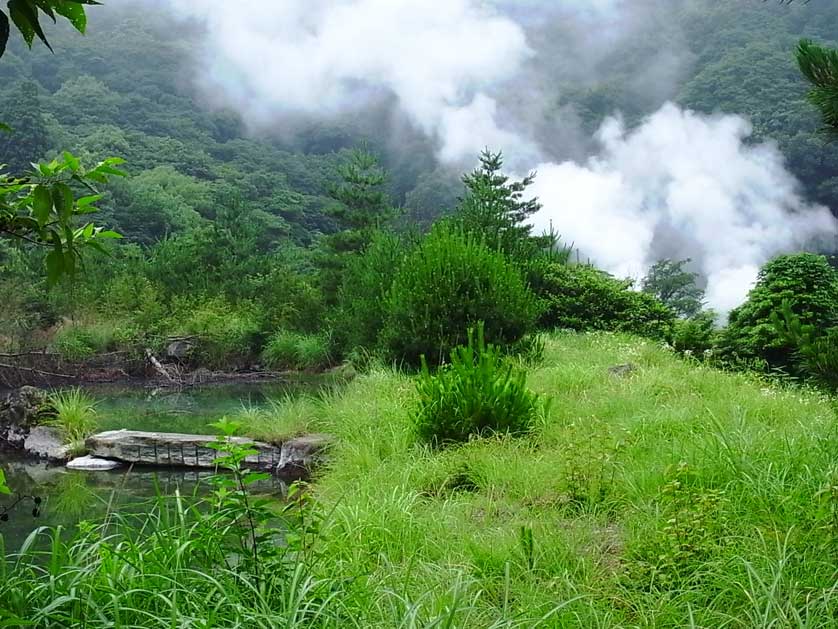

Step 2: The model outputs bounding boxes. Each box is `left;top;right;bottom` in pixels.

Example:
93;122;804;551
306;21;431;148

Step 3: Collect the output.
1;378;334;550
93;377;333;434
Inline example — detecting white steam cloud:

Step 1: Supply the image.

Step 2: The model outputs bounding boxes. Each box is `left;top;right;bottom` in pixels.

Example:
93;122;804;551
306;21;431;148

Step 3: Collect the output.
168;0;838;313
528;105;838;313
171;0;537;165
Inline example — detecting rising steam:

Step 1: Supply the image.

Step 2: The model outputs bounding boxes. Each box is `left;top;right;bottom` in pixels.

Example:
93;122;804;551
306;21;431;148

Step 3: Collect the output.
167;0;838;312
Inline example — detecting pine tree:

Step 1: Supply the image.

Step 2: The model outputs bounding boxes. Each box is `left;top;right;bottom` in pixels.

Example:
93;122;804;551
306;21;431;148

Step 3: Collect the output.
455;149;543;259
319;148;395;304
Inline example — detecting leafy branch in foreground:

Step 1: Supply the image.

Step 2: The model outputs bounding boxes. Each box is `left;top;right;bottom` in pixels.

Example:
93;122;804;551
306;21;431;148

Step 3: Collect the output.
797;38;838;131
0;151;125;283
0;0;99;59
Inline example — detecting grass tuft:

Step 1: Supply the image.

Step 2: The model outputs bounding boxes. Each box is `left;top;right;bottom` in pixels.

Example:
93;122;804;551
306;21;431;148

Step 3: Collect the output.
48;387;98;453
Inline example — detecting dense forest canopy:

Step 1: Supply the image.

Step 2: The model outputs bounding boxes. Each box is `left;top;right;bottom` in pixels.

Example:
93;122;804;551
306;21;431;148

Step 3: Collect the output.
0;2;834;297
1;0;837;357
1;1;837;241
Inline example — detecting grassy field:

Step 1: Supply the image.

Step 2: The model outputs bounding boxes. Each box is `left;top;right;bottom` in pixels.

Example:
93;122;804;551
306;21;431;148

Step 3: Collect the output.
287;332;838;627
4;331;838;627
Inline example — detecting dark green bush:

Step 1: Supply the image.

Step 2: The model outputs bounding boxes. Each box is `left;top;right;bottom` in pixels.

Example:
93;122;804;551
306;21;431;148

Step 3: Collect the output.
773;302;838;389
414;325;547;445
333;230;410;355
381;225;539;366
537;263;675;338
171;297;262;368
669;311;718;357
719;253;838;370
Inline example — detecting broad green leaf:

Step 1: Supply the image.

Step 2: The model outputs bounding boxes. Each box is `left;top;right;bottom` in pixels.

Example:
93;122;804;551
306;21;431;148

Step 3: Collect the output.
53;1;86;33
45;247;62;285
0;11;9;59
7;1;35;47
63;247;76;274
242;472;271;485
93;164;127;177
0;468;10;495
96;230;122;239
0;122;11;133
62;151;80;172
8;0;51;50
51;182;73;220
32;184;52;226
84;239;109;255
32;1;56;21
76;194;101;209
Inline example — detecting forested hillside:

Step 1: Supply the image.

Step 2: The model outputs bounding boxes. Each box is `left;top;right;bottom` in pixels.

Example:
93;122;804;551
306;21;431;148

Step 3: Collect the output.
0;0;836;368
2;0;838;242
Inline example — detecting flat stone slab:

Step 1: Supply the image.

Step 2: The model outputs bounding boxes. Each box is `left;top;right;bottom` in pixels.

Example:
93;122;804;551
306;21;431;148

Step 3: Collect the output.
67;455;122;471
86;430;282;471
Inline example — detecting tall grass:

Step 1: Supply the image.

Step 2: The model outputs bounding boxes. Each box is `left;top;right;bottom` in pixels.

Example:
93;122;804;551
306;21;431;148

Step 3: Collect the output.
263;330;331;371
308;332;838;627
48;387;98;452
5;332;838;626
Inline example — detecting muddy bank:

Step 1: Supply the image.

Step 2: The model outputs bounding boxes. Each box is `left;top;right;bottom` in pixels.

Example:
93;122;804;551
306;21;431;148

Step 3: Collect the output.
0;350;353;391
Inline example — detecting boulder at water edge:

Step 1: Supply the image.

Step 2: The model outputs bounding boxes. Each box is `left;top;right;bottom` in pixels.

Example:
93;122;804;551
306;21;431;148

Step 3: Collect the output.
66;455;122;471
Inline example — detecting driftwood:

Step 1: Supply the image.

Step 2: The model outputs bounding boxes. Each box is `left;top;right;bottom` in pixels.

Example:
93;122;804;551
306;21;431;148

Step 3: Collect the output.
144;349;181;385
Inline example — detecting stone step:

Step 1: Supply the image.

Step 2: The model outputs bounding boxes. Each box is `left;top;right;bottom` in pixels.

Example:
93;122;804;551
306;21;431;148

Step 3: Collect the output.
86;430;283;471
85;430;332;479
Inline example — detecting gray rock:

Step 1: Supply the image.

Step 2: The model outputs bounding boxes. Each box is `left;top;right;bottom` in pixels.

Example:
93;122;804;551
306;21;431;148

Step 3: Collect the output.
276;434;332;478
23;426;71;462
67;455;122;471
608;363;637;378
0;386;51;428
166;339;195;361
4;423;28;449
86;430;282;471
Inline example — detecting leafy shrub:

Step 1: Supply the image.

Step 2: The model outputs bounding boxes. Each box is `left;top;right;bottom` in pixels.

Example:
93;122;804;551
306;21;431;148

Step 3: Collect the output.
262;330;331;371
413;324;547;445
256;266;325;334
331;232;404;352
52;320;132;360
669;311;718;357
381;225;539;366
625;462;730;590
774;302;838;389
49;388;98;452
104;273;166;331
719;253;838;370
172;297;262;368
537;263;675;338
333;230;410;355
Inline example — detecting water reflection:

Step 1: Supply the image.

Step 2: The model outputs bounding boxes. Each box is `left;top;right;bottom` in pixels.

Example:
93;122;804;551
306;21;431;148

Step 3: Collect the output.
0;450;288;551
2;378;333;550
